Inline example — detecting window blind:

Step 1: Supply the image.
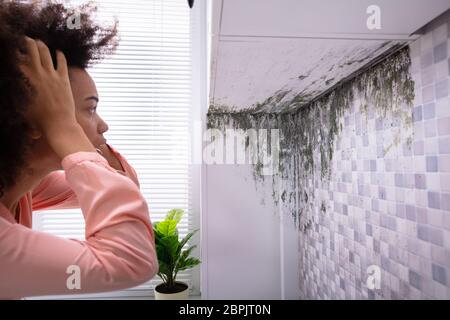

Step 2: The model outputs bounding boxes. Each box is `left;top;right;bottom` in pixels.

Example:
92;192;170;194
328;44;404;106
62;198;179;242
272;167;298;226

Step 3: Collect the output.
31;0;199;299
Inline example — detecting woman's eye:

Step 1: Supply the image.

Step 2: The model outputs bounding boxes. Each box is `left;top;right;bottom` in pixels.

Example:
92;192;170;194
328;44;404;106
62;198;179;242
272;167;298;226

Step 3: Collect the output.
89;107;97;114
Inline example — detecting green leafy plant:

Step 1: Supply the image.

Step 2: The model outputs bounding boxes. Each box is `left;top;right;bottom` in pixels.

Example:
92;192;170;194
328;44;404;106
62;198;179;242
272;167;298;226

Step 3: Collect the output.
153;209;201;291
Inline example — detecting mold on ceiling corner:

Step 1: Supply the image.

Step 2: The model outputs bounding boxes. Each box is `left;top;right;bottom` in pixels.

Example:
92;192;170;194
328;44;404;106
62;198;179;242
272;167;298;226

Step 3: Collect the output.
209;0;450;113
211;38;406;113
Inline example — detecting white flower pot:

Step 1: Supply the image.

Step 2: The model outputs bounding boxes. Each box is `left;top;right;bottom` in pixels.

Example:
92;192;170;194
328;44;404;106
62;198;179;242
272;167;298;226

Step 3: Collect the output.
154;281;189;300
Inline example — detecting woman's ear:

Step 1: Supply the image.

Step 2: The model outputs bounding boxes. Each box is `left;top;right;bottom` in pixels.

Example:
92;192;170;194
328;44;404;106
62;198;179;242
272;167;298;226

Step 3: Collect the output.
29;126;42;140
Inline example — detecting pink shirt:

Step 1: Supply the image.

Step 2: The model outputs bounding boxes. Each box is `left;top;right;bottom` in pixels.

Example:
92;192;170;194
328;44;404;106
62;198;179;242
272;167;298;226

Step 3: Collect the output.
0;145;158;299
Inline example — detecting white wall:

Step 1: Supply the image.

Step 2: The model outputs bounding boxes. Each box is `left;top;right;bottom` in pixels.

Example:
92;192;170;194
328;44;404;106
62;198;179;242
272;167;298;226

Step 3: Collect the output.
203;164;286;299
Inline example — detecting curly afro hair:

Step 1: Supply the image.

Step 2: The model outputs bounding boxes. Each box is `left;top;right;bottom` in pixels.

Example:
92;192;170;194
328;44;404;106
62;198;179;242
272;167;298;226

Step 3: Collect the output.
0;0;118;198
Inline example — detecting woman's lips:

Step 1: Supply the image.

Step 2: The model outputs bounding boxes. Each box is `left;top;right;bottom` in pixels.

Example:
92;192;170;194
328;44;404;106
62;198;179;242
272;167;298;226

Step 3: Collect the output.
96;138;107;148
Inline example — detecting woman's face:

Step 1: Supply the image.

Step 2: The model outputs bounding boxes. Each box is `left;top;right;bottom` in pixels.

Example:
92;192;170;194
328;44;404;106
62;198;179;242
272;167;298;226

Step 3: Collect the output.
68;67;109;149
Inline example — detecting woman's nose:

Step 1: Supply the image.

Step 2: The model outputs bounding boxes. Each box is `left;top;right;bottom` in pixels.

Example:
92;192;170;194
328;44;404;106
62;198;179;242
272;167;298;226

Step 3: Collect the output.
98;118;109;135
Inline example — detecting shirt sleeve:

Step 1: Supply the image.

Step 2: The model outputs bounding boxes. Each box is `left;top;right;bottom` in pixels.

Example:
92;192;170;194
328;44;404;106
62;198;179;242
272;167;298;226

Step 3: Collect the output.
32;144;140;211
0;152;158;299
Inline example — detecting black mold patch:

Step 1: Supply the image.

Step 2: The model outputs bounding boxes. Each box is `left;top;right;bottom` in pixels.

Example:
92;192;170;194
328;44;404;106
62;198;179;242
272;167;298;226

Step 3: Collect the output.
207;47;415;231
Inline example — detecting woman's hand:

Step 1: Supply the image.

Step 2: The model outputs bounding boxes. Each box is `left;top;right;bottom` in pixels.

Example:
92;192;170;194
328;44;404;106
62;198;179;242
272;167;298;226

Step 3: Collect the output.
19;36;77;135
18;36;96;159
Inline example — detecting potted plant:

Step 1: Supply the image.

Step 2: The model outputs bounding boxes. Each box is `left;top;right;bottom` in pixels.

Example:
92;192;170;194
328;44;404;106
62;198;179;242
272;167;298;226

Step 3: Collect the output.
153;209;201;300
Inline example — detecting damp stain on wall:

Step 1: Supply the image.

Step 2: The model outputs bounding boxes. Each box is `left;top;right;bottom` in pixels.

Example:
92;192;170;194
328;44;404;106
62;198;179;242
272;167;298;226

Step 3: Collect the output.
207;47;415;231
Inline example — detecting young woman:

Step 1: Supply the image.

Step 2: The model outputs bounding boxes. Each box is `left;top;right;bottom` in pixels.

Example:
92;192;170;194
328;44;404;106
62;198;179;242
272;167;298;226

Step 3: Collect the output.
0;1;158;299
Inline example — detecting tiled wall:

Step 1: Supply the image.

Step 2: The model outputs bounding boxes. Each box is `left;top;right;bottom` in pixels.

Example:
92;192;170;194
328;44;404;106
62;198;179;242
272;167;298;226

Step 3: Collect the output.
298;11;450;299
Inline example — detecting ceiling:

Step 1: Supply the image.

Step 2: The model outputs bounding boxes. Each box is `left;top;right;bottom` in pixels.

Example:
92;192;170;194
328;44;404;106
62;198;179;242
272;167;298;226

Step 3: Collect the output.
209;0;450;113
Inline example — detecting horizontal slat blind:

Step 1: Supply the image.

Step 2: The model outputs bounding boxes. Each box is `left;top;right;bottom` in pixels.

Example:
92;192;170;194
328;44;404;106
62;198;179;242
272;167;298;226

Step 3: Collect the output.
31;0;196;299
